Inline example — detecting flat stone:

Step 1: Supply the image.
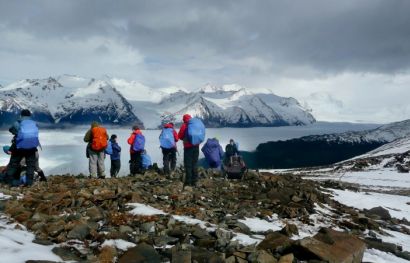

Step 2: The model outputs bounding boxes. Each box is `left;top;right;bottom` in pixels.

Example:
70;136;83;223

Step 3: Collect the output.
256;250;278;263
299;228;366;263
257;232;293;251
118;243;161;263
86;206;104;221
66;224;90;240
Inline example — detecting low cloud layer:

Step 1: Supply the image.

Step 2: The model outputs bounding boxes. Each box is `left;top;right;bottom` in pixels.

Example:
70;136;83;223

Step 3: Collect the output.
1;0;410;123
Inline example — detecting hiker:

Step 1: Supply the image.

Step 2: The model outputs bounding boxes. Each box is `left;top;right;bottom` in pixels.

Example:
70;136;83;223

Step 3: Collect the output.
159;122;178;176
127;125;145;175
106;134;121;178
5;109;40;186
3;145;47;183
225;139;239;161
201;138;224;169
142;150;152;170
84;121;108;179
178;114;205;187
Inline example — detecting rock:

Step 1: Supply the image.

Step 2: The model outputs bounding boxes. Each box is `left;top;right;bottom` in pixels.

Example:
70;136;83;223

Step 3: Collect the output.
46;221;65;237
279;223;299;237
67;224;90;240
119;225;134;234
171;246;191;263
257;232;293;251
118;243;161;263
365;206;391;220
52;247;83;262
254;250;278;263
99;246;117;263
278;253;293;263
226;256;236;263
141;222;155;233
191;247;225;263
33;238;54;246
364;237;399;255
86;206;104;221
299;228;366;263
396;164;409;173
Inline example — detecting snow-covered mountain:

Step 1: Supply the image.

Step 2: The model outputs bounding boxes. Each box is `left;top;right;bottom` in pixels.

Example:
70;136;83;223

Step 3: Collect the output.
299;119;410;144
0;75;143;127
132;84;315;128
0;76;315;128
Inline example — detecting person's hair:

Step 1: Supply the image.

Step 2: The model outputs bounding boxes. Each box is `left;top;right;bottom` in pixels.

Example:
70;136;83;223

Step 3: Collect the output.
230;139;234;142
21;109;31;117
132;125;139;130
110;134;117;140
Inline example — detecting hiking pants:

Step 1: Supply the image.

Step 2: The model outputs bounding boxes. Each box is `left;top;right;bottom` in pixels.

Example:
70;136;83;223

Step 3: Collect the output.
88;149;105;178
130;151;143;175
162;147;177;175
6;149;37;186
183;146;199;186
110;159;121;178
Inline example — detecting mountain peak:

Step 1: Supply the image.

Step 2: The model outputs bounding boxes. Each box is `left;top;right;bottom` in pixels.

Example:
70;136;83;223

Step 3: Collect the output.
200;84;244;93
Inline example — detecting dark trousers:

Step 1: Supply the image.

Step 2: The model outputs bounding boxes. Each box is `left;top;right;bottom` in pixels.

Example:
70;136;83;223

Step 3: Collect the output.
6;149;37;186
130;151;142;175
110;159;121;178
162;147;177;175
183;146;199;186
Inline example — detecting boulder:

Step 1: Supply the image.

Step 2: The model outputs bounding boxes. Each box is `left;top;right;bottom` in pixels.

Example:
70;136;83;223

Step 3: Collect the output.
257;232;293;251
66;224;90;240
119;243;161;263
299;228;366;263
365;206;391;220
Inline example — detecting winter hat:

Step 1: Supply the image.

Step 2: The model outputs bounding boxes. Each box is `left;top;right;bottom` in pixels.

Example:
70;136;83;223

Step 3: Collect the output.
21;109;31;117
182;114;192;123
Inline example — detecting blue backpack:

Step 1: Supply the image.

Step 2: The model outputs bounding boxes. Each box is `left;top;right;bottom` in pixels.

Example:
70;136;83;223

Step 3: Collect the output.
132;134;145;152
159;128;175;149
105;140;113;155
142;154;152;169
187;118;205;145
16;120;40;149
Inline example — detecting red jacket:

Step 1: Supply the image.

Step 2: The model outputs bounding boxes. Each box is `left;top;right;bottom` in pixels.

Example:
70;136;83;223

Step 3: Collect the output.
163;123;179;148
178;114;195;148
127;129;143;153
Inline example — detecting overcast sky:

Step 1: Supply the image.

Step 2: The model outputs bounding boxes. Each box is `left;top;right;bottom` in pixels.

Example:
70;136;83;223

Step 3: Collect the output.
1;0;410;123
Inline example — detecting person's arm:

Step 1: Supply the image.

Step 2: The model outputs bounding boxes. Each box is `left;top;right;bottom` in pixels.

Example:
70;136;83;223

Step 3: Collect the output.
178;124;186;140
113;143;121;152
9;121;20;135
127;133;136;145
173;129;179;142
84;129;91;142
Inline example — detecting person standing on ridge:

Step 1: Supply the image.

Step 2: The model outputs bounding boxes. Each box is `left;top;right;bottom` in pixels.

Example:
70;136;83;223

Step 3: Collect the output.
107;134;121;178
159;122;178;177
6;109;40;186
84;121;108;179
127;125;145;175
225;138;239;161
178;114;205;187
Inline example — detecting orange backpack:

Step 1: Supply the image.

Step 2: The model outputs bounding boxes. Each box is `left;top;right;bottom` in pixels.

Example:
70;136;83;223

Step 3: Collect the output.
91;127;108;151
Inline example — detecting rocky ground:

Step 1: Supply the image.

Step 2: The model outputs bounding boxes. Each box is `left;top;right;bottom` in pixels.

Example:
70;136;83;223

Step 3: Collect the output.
0;168;409;263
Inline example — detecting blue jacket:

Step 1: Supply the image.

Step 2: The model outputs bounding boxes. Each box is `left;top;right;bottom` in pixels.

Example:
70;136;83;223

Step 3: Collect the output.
110;139;121;160
201;138;224;168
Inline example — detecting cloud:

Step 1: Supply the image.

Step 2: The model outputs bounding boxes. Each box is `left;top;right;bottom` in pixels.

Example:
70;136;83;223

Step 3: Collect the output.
0;0;410;122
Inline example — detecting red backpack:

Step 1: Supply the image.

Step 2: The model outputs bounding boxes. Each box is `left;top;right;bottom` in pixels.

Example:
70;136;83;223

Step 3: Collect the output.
91;127;108;151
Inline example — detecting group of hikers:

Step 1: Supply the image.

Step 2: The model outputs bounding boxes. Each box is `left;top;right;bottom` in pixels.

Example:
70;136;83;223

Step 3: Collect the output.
0;110;246;188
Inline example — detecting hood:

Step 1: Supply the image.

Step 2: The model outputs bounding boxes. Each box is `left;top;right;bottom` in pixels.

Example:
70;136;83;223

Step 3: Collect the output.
91;121;99;128
206;138;220;148
163;123;174;128
183;114;192;123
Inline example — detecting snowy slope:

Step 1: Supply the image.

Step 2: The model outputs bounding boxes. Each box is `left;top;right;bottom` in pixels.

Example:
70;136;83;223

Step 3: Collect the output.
0;75;143;127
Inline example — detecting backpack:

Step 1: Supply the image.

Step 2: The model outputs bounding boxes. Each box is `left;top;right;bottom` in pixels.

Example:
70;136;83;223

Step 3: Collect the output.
142;154;152;169
187;118;205;145
132;134;145;152
16;120;40;149
159;128;175;149
105;140;113;155
91;127;108;151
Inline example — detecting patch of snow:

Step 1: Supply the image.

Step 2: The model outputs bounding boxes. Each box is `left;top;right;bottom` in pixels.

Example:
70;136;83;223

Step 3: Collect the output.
0;215;63;263
101;239;136;251
330;189;410;220
231;233;263;246
0;193;12;200
379;229;410;252
363;248;410;263
237;217;284;233
127;203;167;216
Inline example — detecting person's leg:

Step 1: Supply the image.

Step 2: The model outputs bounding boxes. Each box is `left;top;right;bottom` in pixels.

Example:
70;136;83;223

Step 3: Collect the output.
6;152;23;187
97;151;105;178
170;148;177;171
162;148;170;175
191;146;200;186
89;150;98;178
136;151;143;174
130;153;137;175
110;160;115;177
24;150;36;186
184;147;193;186
115;160;121;177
